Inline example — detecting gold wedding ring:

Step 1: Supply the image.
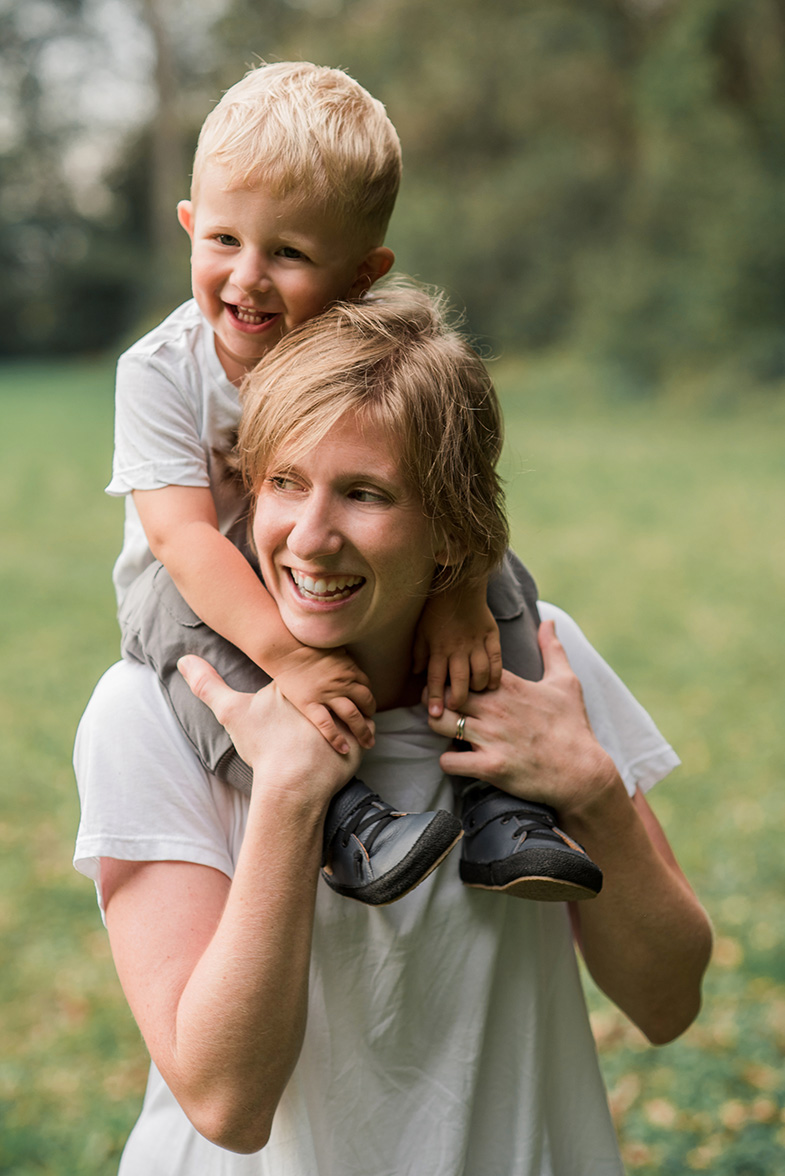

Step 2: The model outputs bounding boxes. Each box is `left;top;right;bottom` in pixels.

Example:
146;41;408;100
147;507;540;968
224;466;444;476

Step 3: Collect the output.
455;714;467;741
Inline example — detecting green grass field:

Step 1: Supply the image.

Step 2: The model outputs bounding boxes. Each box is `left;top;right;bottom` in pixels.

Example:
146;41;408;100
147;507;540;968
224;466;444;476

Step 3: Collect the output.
1;356;783;1173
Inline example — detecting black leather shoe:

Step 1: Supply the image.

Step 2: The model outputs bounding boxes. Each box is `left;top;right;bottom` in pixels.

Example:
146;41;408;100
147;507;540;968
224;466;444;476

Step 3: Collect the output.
459;783;603;901
322;777;463;906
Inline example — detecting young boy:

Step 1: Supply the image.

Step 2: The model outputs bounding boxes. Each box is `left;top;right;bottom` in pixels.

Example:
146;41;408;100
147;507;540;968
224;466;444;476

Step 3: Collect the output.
110;61;602;905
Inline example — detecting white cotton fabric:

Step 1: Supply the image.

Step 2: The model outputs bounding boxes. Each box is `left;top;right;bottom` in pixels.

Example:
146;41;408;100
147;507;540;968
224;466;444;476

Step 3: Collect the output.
73;604;679;1176
106;300;246;604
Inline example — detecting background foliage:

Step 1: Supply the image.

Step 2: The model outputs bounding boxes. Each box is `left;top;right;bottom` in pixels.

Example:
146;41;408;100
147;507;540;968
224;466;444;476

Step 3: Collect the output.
3;0;785;401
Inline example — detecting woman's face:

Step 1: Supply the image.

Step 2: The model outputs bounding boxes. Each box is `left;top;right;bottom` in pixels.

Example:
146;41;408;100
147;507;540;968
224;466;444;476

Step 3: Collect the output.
252;413;442;667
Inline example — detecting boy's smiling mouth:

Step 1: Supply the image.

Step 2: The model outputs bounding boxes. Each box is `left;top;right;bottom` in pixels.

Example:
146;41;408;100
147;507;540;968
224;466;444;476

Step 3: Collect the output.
228;304;278;327
290;569;364;602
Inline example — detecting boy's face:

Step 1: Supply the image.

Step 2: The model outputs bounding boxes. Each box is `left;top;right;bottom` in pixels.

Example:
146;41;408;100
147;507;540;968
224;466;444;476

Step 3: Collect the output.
178;163;394;385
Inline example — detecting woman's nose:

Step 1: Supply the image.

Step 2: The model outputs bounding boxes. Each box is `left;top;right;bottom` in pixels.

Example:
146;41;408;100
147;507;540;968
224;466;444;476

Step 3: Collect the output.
288;495;343;561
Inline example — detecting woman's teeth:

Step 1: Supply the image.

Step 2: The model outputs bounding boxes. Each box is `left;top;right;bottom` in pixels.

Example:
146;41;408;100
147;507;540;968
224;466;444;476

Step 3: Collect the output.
291;571;363;600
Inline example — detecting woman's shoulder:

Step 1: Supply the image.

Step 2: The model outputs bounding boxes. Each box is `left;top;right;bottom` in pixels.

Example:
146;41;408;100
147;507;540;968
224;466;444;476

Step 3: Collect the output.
73;662;244;884
537;602;680;796
77;661;203;764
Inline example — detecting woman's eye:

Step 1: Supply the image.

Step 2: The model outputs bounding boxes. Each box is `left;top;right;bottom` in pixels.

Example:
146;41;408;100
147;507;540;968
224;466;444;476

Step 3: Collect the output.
216;234;240;247
269;474;303;493
352;488;389;504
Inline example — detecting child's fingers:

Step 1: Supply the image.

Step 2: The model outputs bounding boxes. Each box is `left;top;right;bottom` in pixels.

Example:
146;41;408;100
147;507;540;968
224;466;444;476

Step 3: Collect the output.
342;681;377;718
426;652;449;717
468;649;490;694
444;655;470;713
330;697;376;750
303;703;352;756
485;637;503;691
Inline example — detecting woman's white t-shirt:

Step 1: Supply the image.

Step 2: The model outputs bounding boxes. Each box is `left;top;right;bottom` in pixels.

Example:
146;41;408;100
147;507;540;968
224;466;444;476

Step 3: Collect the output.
73;603;679;1176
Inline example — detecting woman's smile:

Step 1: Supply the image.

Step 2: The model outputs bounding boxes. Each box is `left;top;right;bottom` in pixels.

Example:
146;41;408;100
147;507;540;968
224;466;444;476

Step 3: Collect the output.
288;569;365;603
252;414;444;676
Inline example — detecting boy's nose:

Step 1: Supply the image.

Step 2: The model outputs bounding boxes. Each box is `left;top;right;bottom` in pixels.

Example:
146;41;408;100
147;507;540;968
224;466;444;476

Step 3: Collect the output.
232;250;272;296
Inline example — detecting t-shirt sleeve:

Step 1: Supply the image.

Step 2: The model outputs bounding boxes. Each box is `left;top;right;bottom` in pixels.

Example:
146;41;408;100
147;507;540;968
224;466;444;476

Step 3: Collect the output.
73;661;242;918
106;351;212;495
538;602;680;796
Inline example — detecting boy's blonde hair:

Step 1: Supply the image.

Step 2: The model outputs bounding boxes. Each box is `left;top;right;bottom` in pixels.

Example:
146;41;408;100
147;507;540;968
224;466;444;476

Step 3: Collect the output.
193;62;402;246
238;281;509;592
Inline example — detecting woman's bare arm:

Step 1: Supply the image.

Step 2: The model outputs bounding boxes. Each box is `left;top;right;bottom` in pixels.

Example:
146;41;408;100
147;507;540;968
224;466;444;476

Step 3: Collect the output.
102;667;360;1153
565;781;712;1043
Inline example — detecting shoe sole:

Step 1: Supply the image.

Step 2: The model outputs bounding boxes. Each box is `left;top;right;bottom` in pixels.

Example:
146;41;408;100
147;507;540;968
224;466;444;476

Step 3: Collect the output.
323;816;464;906
460;847;603;902
462;875;600;902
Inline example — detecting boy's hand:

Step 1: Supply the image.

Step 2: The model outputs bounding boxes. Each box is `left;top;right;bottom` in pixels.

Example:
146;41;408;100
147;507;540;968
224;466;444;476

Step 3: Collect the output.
266;646;376;755
413;581;502;718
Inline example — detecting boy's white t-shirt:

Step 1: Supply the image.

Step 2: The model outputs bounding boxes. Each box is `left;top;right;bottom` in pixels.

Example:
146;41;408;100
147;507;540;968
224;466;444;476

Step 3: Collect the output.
73;602;680;1176
106;300;245;604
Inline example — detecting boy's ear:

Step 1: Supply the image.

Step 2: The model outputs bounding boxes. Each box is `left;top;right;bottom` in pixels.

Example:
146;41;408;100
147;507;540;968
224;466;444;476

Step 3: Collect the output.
177;200;195;239
348;246;395;297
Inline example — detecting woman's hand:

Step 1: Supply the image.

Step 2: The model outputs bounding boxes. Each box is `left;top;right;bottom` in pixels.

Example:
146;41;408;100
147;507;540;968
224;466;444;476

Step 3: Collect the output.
430;619;712;1044
178;654;363;804
428;620;618;821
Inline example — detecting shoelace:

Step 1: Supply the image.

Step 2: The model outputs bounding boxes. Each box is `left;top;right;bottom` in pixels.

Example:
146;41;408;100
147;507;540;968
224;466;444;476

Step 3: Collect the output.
497;811;567;844
341;793;404;855
463;789;569;846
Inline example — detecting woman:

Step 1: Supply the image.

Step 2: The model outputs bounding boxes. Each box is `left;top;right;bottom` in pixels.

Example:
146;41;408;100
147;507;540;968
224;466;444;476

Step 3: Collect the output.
74;285;712;1175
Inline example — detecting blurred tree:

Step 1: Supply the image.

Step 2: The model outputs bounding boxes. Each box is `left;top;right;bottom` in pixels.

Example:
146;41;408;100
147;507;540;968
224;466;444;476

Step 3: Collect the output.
577;0;785;391
0;0;216;357
4;0;785;398
141;0;189;304
0;0;153;355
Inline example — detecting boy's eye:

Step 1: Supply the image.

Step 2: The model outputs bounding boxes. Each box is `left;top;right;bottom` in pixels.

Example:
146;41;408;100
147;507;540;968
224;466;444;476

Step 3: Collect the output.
216;233;240;247
278;246;306;260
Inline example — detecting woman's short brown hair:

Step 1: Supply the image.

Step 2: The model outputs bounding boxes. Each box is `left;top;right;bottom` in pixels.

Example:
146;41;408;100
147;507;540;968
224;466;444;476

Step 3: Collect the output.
238;280;509;592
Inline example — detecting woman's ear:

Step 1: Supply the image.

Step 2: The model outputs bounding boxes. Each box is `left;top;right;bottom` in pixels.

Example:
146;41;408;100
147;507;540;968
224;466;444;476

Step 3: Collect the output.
432;526;465;571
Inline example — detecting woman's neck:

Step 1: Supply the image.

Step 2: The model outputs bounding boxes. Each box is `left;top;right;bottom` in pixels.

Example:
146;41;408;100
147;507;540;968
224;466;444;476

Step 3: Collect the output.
373;669;426;711
349;631;423;712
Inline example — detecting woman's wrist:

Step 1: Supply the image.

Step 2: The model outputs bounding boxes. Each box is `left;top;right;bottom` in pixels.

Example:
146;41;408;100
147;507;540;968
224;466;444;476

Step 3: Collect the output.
558;748;634;848
242;768;333;878
249;759;335;811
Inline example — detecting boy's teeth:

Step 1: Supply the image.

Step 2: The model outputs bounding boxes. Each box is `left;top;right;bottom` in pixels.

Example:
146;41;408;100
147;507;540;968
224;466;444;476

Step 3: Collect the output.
235;306;272;324
292;571;363;598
